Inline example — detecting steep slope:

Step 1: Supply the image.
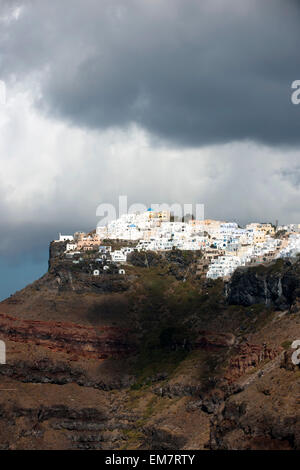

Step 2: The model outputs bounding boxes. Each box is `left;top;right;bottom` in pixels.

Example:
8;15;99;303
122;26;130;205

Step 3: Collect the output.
0;249;299;450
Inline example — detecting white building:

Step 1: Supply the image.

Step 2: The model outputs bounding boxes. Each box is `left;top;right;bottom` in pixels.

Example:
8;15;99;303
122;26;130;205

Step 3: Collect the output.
57;233;74;242
111;250;127;263
70;210;300;280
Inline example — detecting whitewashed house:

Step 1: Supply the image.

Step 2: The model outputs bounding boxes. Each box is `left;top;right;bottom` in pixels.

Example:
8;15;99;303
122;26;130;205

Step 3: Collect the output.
57;233;74;242
111;250;127;263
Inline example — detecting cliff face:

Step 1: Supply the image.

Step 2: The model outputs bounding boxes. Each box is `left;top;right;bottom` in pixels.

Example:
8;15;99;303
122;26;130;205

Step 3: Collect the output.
227;259;300;308
0;314;134;359
0;249;299;450
48;240;66;270
210;354;300;450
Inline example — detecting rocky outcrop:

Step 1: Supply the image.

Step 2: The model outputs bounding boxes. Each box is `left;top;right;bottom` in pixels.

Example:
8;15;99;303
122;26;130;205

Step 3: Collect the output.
0;358;134;389
0;402;134;450
227;259;300;308
142;426;187;450
210;400;300;450
209;341;300;450
225;343;282;382
49;241;66;270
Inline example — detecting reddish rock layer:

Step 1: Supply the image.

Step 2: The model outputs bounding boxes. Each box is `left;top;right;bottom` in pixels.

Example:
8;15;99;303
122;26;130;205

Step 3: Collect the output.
225;342;282;382
0;313;134;359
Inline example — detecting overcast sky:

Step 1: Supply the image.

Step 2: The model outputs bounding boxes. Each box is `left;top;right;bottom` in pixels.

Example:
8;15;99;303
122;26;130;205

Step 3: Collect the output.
1;0;300;299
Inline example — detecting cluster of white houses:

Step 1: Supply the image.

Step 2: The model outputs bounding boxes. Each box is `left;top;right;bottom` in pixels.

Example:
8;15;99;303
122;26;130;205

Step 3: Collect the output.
55;209;300;280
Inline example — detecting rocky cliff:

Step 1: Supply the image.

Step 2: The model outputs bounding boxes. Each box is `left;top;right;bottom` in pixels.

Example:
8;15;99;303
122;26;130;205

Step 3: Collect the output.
227;258;300;308
0;251;299;450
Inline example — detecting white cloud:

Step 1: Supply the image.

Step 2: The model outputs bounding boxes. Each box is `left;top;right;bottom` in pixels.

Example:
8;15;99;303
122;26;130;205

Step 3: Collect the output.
1;83;300;256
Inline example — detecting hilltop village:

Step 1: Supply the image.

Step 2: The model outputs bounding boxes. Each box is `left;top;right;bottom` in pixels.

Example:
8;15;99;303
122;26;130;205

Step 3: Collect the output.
54;208;300;280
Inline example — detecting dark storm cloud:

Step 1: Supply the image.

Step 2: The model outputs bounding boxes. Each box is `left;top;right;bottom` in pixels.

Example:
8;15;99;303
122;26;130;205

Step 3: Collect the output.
1;0;300;147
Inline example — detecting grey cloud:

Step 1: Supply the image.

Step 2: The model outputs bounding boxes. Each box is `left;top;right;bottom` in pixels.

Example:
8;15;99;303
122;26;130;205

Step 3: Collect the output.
1;0;300;147
279;166;300;188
